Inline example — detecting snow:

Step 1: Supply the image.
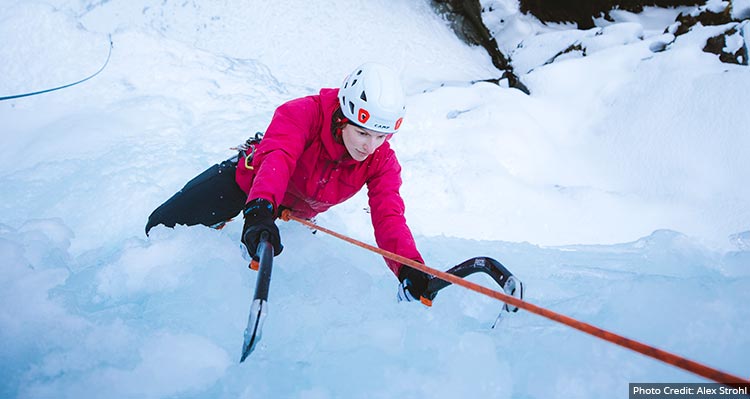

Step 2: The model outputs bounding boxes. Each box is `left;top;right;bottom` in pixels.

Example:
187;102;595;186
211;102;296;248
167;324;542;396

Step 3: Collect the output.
706;0;730;14
1;0;749;398
735;0;750;19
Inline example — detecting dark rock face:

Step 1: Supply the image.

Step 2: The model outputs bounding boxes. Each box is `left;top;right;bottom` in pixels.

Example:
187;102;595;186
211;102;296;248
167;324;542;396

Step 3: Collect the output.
673;5;733;35
433;0;529;94
671;4;748;65
703;26;747;65
519;0;702;29
432;0;749;94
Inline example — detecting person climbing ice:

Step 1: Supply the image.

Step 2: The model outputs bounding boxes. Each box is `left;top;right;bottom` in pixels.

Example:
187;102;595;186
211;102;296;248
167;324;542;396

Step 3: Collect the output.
146;62;431;302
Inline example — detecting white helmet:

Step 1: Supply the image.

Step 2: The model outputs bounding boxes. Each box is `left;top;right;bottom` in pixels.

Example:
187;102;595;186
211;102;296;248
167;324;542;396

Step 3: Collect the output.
338;63;406;134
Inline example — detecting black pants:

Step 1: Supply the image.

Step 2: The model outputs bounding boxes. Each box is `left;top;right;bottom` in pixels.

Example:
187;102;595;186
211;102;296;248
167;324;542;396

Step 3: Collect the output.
145;158;248;235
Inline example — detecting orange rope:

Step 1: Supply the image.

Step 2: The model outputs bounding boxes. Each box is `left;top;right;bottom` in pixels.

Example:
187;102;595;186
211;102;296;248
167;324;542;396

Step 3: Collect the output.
280;210;749;388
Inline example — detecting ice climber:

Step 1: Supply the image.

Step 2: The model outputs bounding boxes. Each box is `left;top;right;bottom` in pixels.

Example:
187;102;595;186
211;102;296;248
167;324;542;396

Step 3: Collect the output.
146;62;431;302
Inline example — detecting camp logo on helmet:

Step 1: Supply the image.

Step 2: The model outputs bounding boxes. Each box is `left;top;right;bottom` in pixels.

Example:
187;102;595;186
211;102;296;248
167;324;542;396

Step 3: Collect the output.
358;108;370;124
372;117;402;131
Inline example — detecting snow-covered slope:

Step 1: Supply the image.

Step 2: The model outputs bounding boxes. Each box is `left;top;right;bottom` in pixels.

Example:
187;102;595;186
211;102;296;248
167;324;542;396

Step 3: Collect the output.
1;1;748;398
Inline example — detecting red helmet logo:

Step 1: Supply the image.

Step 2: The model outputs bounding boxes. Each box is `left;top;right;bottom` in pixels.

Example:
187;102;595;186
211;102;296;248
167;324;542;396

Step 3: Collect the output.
358;108;370;124
394;118;403;130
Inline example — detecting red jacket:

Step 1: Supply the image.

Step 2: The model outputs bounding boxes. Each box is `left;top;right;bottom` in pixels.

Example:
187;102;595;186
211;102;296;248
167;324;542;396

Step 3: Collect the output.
235;88;423;276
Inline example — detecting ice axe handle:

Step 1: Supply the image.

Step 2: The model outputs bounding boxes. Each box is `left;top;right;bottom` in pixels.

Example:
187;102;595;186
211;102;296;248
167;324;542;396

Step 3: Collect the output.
253;231;273;301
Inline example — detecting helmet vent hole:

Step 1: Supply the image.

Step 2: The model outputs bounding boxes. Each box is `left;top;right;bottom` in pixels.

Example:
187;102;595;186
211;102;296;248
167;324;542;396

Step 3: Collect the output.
356;70;363;76
360;91;367;102
352;79;358;86
348;101;355;115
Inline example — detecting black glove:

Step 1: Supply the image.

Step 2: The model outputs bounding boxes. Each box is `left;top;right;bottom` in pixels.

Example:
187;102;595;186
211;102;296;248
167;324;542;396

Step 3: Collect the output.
397;265;430;302
242;198;283;259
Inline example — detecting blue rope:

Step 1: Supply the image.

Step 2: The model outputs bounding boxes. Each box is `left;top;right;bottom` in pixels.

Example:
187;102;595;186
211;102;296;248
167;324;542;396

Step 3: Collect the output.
0;35;113;102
